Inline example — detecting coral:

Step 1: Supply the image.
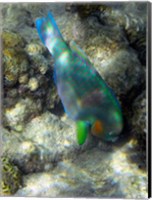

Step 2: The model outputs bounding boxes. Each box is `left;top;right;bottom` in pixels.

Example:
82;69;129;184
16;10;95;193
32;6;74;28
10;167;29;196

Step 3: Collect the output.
18;74;29;84
25;42;46;56
2;31;29;87
2;31;26;49
2;30;56;119
29;54;49;75
45;84;60;110
3;47;29;87
28;77;39;91
1;156;22;195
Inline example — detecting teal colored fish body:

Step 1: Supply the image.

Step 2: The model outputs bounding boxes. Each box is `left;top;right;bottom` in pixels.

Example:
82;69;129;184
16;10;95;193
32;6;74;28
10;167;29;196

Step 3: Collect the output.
36;12;123;144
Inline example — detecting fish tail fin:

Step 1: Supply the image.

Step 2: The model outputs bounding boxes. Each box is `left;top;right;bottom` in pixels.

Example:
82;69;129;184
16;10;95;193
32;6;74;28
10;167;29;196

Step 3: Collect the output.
35;12;67;57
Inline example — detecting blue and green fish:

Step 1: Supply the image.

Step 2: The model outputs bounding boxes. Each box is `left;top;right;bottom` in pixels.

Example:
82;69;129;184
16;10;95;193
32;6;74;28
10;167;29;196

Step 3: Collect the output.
35;12;123;145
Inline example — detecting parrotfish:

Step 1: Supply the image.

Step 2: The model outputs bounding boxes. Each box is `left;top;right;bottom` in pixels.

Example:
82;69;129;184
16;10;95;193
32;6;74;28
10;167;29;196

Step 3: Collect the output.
35;12;123;145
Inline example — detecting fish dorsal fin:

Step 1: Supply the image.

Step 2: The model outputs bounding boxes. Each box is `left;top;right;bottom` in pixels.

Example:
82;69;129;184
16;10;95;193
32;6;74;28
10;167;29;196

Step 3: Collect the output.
70;41;92;65
76;121;89;145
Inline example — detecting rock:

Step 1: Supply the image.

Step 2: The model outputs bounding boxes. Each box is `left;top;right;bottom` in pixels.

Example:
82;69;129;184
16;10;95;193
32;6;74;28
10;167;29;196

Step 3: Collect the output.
21;112;96;161
130;91;146;168
69;17;145;97
132;91;146;137
15;145;147;198
97;2;146;65
3;112;97;174
4;97;41;131
2;128;43;174
45;84;60;110
97;48;144;97
10;141;43;174
15;163;95;197
1;4;33;31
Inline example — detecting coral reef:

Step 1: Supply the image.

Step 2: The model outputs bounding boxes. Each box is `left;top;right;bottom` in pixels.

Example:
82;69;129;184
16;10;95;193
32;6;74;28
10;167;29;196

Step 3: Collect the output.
1;2;148;198
3;30;59;129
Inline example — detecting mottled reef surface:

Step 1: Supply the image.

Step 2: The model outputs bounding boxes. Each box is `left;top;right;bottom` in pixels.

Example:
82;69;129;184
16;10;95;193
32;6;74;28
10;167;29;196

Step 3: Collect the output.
1;2;147;198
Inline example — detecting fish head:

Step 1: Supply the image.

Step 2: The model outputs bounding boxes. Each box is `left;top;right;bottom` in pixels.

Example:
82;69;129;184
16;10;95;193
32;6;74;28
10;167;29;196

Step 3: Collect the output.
91;109;123;142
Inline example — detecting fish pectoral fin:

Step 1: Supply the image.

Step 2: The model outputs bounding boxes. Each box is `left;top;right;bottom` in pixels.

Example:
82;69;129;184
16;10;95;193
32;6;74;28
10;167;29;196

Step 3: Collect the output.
70;41;91;65
76;121;88;145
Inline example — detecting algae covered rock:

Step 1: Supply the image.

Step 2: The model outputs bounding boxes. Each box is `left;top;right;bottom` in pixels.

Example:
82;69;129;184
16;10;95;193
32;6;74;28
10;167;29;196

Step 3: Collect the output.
1;156;22;195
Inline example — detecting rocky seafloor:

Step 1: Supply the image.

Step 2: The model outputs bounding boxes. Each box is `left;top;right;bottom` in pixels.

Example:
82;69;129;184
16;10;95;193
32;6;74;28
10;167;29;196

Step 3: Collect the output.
0;2;148;198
